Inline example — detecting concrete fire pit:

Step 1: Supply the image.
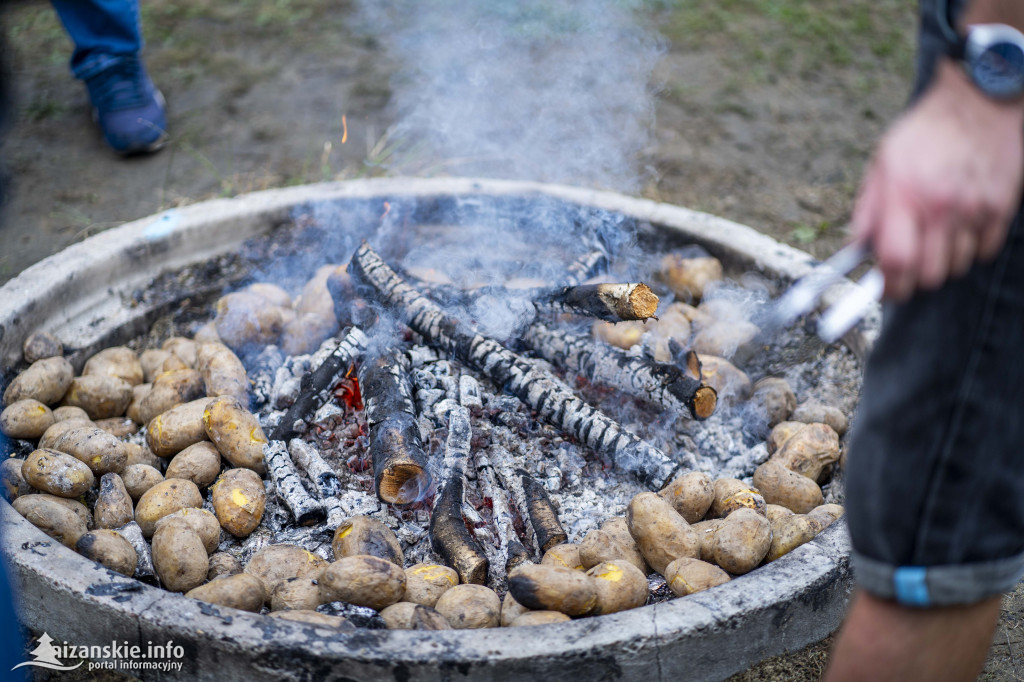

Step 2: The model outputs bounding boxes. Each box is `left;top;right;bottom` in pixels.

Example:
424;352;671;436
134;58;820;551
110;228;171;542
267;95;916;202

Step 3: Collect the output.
0;177;877;681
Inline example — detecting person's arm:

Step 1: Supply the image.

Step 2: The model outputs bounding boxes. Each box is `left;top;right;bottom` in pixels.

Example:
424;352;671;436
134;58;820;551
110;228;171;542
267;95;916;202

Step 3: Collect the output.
851;0;1024;299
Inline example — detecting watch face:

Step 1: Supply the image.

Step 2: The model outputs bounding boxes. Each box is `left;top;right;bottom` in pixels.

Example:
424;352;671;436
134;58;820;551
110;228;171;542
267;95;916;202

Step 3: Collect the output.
971;41;1024;98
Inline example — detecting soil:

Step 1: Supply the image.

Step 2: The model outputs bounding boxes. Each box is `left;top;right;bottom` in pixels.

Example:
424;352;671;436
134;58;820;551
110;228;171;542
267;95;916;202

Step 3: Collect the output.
3;0;1022;679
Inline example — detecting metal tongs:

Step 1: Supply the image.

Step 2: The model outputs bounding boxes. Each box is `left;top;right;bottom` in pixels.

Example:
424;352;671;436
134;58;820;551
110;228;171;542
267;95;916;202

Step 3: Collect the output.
765;242;884;343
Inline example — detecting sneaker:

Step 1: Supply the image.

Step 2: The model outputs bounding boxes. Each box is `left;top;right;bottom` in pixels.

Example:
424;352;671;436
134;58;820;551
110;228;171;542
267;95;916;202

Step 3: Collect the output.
84;55;167;155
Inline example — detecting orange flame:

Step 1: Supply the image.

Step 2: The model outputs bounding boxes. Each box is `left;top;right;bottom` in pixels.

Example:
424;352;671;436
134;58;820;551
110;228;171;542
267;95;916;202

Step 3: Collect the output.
341;114;348;144
381;201;391;221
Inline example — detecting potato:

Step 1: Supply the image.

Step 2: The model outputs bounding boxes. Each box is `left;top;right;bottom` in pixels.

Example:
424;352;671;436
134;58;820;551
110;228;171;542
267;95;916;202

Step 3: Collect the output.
121;464;164;502
280;313;337;357
0;399;53;439
319;555;406;611
598;517;649;572
94;473;134;529
434;584;501;629
196;343;248;404
140;350;172;383
578;529;645;574
507;563;598;617
146;398;214;458
213;292;284;349
52;405;90;422
380;602;427;630
296;265;340;325
403;563;458;608
137;369;205;425
93;417;138;439
695;355;752;404
772;423;841;481
22;448;94;498
331;516;403;565
211;467;266;537
246;283;292;308
791;400;849;436
3;356;74;406
659;471;714;524
35;493;92;529
185;573;265;612
125;384;150;425
750;377;796;429
592;320;645;350
500;592;529;627
709;478;766;518
76;529;138;576
753;460;823;514
123;442;161;470
586;560;649;615
162;337;198;369
767;514;819;562
22;331;63;363
658;254;723;302
626;492;699;575
271;577;322;611
765;504;796;525
0;457;31;501
193;322;221;345
156;508;221;554
690;519;724;562
268;610;352;629
665;557;731;596
134;478;203;537
49;424;128;476
165;441;222;489
83;347;144;387
766;421;805;455
710;508;772;575
207;552;242;581
37;418;92;449
61;375;133;420
202;397;267;473
542;543;583;571
806;503;845;532
245;543;327;599
13;494;88;548
510;611;572;627
691;321;759;360
152;522;208;592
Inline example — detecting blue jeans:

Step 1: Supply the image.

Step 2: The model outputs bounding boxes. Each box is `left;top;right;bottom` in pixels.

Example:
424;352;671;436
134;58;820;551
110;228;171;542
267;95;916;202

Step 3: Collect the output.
50;0;142;80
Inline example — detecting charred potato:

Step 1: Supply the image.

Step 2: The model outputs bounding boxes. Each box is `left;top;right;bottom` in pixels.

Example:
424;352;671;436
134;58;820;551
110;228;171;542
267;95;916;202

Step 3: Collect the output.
185;573;265;612
93;473;134;529
22;331;63;364
665;557;731;596
403;563;458;608
586;560;648;614
202;397;267;473
507;563;598;617
134;478;203;537
3;356;74;406
659;471;714;524
165;441;222;489
151;521;208;592
207;552;242;581
626;492;699;575
0;457;31;501
22;448;95;498
434;584;501;629
331;516;403;566
710;508;772;575
319;555;406;611
76;529;138;576
211;467;266;537
146;397;214;458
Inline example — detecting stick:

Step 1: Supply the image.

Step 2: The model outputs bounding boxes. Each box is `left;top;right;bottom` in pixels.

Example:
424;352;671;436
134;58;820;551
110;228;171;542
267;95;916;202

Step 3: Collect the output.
288;438;346;530
269;326;368;442
535;283;659;322
429;404;489;584
519;469;568;552
349;241;687;489
523;322;718;420
263;441;326;525
359;347;432;505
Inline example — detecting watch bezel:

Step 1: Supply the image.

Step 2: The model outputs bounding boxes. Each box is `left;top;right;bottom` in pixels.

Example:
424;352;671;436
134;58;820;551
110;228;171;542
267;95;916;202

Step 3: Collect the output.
964;24;1024;100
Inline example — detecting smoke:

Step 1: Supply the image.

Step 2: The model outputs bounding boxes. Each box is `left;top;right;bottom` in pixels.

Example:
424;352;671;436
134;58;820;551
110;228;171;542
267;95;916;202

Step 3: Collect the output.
355;0;663;193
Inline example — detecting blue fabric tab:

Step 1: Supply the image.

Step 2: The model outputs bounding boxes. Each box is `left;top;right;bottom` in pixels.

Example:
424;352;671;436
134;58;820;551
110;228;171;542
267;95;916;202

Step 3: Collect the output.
894;567;931;607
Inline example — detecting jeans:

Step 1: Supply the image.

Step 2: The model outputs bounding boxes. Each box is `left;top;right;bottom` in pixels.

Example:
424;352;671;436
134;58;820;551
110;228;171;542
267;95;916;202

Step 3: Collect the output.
50;0;142;80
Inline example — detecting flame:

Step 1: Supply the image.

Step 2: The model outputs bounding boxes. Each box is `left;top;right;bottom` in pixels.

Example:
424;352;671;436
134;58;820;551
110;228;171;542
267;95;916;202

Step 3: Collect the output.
341;114;348;144
381;201;391;221
334;371;363;410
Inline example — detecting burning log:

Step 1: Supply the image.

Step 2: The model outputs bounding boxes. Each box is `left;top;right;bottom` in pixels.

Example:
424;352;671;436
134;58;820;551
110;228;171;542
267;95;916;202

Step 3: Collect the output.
288;438;345;530
263;440;325;526
519;469;568;553
473;447;530;575
350;241;688;489
269;326;368;443
534;283;659;323
429;403;488;585
359;348;433;505
522;323;718;420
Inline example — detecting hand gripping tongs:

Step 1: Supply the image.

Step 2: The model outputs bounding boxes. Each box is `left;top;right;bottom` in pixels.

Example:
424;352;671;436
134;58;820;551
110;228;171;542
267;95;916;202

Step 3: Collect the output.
765;242;884;343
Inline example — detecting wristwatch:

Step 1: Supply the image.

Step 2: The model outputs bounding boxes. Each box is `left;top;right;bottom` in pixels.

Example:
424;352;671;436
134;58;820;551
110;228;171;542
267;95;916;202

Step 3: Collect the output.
938;0;1024;99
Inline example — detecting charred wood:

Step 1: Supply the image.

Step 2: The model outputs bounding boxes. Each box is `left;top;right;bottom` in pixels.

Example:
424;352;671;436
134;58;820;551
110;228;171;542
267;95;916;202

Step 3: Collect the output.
534;283;659;322
288;438;346;530
519;469;568;553
263;440;325;526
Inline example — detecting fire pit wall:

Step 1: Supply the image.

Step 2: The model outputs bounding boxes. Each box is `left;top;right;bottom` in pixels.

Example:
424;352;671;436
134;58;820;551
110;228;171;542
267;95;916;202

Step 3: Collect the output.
0;178;877;682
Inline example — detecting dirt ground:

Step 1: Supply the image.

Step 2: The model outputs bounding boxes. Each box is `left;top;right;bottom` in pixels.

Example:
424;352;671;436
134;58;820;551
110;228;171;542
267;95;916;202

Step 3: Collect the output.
3;0;1023;679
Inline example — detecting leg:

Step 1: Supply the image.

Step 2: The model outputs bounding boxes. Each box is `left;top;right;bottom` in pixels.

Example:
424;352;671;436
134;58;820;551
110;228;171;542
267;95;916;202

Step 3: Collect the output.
826;590;1000;682
50;0;142;79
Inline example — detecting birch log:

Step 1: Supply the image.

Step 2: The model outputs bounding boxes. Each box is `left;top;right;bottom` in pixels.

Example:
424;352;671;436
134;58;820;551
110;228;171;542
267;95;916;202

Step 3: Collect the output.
263;440;325;525
288;438;346;530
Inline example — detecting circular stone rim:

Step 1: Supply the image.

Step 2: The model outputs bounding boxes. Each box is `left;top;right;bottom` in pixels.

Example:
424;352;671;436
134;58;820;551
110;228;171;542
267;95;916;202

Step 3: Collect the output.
0;177;871;682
